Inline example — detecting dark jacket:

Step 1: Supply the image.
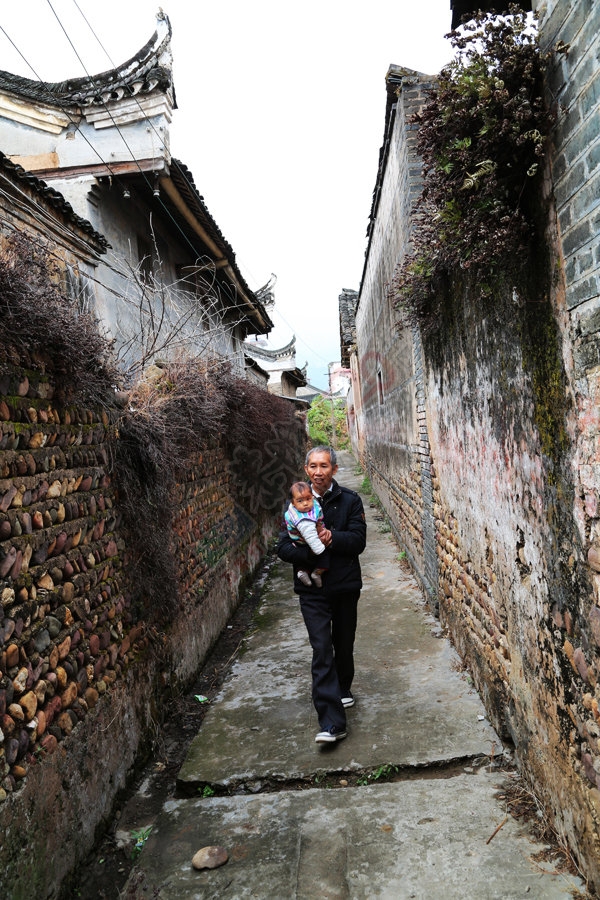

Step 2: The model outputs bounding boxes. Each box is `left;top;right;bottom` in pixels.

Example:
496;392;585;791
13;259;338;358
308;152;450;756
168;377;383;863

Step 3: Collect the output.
277;479;366;596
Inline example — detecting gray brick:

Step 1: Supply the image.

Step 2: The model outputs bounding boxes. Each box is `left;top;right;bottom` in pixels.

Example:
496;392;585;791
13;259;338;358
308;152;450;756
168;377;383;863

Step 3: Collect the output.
579;249;595;275
563;218;590;258
567;275;599;309
554;104;582;151
588;139;600;175
545;58;568;100
558;205;572;233
563;114;600;166
580;70;600;120
553;151;568;181
566;256;578;282
574;5;600;72
573;335;600;373
555;160;587;206
558;53;596;111
540;0;571;50
572;170;600;220
545;0;596;55
577;297;600;338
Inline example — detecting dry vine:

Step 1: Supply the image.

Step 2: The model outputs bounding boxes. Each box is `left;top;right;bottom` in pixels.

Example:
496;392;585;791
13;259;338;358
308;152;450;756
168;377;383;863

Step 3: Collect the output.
0;231;121;405
0;232;306;624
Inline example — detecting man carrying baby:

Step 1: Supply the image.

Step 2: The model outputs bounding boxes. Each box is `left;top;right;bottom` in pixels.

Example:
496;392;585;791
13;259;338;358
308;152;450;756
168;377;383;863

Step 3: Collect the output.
277;447;366;744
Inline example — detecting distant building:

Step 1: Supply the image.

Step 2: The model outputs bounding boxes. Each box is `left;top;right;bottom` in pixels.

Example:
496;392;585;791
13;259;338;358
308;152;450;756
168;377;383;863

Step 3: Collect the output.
328;362;351;398
244;335;308;400
296;383;327;404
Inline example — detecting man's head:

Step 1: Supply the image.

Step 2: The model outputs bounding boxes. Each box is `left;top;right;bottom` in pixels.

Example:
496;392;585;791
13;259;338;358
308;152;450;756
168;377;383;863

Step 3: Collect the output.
290;481;314;513
305;446;338;496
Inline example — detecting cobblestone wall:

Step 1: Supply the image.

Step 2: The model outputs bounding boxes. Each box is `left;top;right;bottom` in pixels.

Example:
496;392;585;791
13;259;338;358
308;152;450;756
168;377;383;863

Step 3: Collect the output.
0;352;282;897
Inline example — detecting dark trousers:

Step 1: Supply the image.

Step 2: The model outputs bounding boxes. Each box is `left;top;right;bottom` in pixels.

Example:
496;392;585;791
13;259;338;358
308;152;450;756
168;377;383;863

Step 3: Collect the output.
299;591;359;730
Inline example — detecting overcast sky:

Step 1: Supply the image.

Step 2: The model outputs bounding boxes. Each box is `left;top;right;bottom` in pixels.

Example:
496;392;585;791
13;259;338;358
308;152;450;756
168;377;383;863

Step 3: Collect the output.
0;1;453;388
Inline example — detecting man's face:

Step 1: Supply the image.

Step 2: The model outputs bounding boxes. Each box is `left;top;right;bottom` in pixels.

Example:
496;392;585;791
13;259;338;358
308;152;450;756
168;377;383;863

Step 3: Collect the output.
305;451;338;495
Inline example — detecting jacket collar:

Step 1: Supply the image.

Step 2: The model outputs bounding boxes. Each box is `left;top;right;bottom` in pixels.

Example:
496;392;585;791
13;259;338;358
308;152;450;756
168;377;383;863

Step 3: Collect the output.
312;478;341;503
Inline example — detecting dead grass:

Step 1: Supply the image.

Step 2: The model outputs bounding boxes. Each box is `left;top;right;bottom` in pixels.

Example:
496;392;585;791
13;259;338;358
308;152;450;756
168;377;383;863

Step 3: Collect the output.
496;771;594;895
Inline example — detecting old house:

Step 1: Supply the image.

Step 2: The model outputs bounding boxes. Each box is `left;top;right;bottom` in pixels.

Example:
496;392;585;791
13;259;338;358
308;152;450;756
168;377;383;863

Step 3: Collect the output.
0;12;272;379
349;0;600;888
244;334;308;400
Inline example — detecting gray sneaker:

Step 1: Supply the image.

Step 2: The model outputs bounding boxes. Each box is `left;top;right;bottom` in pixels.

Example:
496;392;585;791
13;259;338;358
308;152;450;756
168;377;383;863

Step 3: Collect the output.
341;692;355;708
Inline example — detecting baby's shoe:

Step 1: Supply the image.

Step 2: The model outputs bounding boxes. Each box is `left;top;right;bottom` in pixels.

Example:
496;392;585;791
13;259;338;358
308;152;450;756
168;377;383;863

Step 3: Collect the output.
298;570;311;586
310;571;323;588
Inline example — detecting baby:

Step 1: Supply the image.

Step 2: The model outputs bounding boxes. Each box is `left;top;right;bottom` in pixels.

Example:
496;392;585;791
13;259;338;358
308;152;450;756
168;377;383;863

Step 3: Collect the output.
284;481;329;588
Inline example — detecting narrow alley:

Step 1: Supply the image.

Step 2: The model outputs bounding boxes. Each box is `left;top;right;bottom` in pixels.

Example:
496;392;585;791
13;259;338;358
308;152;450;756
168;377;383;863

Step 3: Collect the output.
115;453;586;899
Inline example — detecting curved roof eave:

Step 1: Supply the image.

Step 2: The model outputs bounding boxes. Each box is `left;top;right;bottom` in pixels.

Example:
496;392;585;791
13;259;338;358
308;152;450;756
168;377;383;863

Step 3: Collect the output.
0;12;176;110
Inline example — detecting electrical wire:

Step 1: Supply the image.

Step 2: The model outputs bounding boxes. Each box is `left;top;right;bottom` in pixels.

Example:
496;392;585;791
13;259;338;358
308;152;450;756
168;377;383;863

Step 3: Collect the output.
43;1;205;259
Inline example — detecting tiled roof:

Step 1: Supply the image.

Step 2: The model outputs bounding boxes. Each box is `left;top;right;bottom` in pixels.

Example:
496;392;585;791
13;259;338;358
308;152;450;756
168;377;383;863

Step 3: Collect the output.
0;14;174;109
243;336;296;363
339;288;358;366
0;150;108;251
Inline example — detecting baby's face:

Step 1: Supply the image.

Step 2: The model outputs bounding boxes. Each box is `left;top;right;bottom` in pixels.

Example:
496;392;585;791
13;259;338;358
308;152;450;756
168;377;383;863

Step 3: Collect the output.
292;490;314;513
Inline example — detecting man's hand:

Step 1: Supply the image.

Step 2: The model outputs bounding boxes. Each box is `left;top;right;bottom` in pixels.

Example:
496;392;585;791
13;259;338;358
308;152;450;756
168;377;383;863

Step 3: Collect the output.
317;523;333;547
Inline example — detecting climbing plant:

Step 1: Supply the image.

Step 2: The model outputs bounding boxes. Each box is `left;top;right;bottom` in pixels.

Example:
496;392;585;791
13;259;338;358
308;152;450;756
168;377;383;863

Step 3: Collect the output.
392;5;554;329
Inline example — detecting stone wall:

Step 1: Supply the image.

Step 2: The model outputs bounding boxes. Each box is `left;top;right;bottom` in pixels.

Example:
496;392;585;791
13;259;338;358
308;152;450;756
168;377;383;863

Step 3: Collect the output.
0;351;284;898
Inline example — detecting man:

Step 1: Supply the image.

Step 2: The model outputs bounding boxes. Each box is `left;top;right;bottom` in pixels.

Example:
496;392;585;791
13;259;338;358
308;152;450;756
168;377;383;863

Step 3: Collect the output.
277;446;366;744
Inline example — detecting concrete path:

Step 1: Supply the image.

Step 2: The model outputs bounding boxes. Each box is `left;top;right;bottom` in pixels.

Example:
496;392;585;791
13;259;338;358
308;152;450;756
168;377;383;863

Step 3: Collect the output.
123;452;585;899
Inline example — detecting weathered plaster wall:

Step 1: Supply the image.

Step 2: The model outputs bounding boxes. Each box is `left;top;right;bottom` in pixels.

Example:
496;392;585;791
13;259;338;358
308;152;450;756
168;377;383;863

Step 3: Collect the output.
422;257;593;857
352;0;600;886
0;351;282;898
355;70;437;599
417;0;600;875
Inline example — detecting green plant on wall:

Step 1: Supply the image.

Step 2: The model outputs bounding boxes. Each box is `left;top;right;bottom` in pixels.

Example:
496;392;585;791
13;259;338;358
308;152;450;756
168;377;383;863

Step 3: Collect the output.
307;396;350;449
392;5;553;329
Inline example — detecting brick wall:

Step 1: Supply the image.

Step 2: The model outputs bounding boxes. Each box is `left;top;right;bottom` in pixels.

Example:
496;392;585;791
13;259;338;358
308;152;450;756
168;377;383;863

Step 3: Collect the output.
351;1;600;887
413;1;600;883
0;352;285;897
354;68;437;600
537;0;599;315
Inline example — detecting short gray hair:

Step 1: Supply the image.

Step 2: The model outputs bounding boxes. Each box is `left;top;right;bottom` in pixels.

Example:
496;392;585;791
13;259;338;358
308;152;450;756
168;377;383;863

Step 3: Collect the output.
306;446;337;467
